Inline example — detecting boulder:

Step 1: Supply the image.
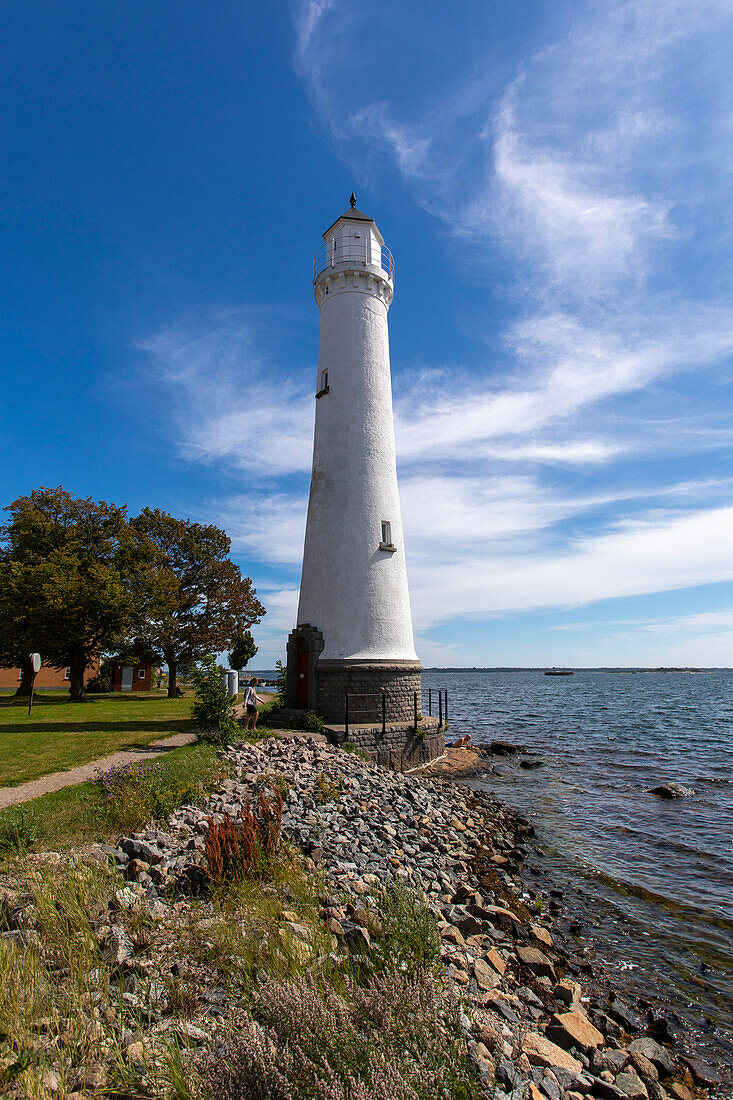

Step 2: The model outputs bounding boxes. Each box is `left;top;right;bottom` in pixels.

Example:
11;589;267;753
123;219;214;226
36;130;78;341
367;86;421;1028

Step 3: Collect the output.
627;1039;674;1077
471;903;523;934
548;1010;604;1053
104;926;132;966
649;783;693;799
667;1083;694;1100
523;1032;583;1074
591;1049;628;1075
614;1072;648;1100
473;958;501;992
682;1055;722;1087
591;1082;627;1100
486;947;507;976
627;1053;658;1083
530;922;554;949
555;978;583;1009
516;945;557;982
120;837;164;864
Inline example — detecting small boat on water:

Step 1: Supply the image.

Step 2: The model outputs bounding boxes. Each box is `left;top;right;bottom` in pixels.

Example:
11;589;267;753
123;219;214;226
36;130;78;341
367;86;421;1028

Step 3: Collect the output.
544;670;574;676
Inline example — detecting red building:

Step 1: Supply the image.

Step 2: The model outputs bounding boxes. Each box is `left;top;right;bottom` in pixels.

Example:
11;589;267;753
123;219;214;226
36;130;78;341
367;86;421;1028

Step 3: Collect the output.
0;660;99;692
111;661;153;692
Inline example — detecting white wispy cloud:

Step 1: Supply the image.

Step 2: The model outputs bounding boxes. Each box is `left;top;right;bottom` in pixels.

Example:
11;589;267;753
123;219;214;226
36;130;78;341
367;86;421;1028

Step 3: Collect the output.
137;2;733;665
408;504;733;630
136;312;314;476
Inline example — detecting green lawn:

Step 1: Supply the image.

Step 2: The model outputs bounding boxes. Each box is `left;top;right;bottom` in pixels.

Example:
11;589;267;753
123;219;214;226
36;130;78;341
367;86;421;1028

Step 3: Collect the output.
0;692;195;787
0;740;226;852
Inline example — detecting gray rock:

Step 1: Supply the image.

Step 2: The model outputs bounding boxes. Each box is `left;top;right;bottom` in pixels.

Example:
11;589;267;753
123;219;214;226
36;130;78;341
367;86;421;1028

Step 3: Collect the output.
649;783;693;799
120;837;164;864
105;926;132;965
614;1072;648;1100
473;957;501;992
627;1039;675;1077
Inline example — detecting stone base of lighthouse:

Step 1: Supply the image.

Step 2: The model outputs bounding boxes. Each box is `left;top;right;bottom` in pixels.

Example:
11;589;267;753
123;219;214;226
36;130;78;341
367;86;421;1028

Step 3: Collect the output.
285;626;444;770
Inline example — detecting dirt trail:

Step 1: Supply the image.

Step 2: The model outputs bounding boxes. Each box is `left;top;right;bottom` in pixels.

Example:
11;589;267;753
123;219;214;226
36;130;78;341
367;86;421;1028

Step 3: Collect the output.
0;730;200;810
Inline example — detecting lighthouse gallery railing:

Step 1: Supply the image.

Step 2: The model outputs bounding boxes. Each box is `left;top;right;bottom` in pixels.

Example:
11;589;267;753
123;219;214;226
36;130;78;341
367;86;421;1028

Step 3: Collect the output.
313;240;395;285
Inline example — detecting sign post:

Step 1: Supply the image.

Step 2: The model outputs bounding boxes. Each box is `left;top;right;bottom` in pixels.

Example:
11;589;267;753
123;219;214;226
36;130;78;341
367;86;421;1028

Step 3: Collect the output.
28;652;41;716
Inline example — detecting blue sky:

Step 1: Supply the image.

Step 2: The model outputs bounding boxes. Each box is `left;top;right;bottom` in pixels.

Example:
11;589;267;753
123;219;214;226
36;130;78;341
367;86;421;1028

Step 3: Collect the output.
2;0;733;667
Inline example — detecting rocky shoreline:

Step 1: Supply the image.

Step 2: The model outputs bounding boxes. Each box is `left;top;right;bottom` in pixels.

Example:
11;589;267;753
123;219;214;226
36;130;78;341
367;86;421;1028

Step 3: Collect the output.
1;734;728;1098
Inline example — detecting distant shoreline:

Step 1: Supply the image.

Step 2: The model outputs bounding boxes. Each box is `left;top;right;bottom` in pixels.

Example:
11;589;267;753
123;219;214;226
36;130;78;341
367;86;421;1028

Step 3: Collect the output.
418;666;726;673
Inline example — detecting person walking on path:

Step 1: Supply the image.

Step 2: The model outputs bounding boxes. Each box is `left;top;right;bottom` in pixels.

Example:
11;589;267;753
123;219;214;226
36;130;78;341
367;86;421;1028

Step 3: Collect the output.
243;678;264;731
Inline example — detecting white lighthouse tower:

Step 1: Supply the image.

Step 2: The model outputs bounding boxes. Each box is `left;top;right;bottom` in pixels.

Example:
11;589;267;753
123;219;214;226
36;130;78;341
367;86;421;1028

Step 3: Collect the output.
286;196;422;730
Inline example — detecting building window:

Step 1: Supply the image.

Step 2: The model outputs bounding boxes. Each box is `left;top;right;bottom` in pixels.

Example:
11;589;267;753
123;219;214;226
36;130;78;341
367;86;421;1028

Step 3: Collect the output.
379;521;396;552
138;668;146;680
64;667;71;680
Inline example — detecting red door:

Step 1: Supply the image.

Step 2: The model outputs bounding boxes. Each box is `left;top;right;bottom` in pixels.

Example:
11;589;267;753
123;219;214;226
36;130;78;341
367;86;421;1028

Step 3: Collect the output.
297;644;309;708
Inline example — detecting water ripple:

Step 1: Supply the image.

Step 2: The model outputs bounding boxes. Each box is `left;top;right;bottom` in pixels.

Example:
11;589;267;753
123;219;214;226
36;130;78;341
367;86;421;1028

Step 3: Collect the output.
423;668;733;1044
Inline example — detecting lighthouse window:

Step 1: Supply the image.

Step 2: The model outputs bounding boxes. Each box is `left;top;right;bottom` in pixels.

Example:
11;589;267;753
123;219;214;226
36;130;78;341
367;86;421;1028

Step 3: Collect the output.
315;370;330;399
380;521;396;551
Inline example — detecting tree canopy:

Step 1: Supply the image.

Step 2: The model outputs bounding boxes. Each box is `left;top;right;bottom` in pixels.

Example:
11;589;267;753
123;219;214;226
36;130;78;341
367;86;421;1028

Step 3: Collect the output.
130;508;265;697
0;490;265;702
0;487;139;699
229;629;258;672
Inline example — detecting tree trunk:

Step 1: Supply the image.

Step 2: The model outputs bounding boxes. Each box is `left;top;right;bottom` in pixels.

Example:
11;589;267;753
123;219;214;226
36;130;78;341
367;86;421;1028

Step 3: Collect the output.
167;656;178;698
68;653;87;701
14;655;34;697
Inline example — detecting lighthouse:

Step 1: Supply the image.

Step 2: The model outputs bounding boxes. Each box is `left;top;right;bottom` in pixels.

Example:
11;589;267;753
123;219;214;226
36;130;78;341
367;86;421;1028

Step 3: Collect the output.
286;197;423;731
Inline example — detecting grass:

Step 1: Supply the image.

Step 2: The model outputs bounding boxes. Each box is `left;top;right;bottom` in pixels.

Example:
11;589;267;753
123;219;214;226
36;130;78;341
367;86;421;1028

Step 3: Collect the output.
0;692;195;787
0;762;481;1100
0;740;227;853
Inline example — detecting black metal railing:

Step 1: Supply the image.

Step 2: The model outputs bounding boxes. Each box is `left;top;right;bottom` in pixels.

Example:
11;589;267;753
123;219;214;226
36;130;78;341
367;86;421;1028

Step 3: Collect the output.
313;240;395;285
425;688;448;729
343;689;448;738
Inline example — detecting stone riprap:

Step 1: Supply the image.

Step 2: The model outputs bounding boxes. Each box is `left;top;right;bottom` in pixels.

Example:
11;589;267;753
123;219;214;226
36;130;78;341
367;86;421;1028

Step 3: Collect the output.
73;737;708;1100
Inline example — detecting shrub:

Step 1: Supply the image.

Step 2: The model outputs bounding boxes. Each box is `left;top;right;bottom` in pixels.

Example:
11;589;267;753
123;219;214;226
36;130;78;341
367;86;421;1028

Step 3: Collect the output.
342;744;370;762
302;711;328;737
373;881;441;974
205;790;284;883
191;655;240;745
197;972;479;1100
314;773;342;805
93;760;198;831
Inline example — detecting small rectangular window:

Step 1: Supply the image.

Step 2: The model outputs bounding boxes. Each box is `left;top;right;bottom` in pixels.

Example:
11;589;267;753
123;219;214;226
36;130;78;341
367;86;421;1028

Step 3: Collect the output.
380;521;396;551
315;369;330;398
138;668;146;680
64;667;71;680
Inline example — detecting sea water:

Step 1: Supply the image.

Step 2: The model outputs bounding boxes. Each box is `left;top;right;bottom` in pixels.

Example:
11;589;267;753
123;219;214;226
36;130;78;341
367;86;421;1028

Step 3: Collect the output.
422;668;733;1065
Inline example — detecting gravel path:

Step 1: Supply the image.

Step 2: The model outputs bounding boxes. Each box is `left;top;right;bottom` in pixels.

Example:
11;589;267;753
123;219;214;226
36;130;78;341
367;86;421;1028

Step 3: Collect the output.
0;730;200;810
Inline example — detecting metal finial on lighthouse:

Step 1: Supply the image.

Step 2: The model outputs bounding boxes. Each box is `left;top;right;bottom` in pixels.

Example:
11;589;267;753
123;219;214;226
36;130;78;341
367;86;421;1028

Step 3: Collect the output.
349;192;357;208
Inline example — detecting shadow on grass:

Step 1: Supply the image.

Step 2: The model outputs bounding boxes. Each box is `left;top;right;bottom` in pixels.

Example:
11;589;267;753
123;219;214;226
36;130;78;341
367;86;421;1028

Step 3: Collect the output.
0;718;194;736
0;692;182;709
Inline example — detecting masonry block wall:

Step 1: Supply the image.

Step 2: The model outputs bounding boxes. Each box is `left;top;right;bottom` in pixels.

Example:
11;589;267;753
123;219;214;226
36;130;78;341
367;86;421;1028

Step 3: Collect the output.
315;661;422;724
338;718;444;772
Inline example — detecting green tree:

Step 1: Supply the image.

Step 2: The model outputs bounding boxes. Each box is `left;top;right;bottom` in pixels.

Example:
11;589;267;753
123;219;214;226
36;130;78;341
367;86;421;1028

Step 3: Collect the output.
191;655;240;745
229;629;258;672
0;487;144;701
129;508;265;698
